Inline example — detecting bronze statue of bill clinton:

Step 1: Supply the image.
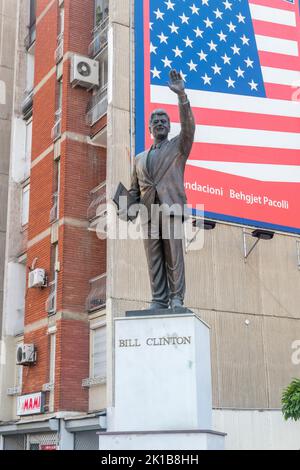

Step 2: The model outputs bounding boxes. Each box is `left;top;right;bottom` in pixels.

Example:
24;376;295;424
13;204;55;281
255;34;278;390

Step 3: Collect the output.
124;70;195;310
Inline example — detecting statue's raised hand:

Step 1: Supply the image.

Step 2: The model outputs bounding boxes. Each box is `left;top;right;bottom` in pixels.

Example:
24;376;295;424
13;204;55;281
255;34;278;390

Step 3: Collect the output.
168;69;185;95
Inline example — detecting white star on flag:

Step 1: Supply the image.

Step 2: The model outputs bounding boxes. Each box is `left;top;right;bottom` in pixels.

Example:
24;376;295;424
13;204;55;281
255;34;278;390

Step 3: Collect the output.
236;12;245;23
164;0;175;10
221;53;231;64
207;40;217;51
194;27;204;38
197;50;208;61
183;36;193;48
168;22;179;34
187;60;197;71
203;17;213;28
227;21;236;32
231;44;240;55
161;56;172;68
217;30;227;42
157;32;168;44
235;66;245;78
244;57;254;68
211;63;222;75
172;46;183;58
150;43;157;54
213;8;223;19
179;70;187;81
179;13;189;24
226;76;235;88
154;8;164;21
190;4;200;15
201;73;212;85
202;0;209;6
248;79;258;90
151;67;161;78
223;0;232;10
241;34;250;45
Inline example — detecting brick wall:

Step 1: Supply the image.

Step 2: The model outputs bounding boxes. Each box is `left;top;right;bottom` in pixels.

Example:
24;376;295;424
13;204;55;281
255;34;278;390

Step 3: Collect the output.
23;0;106;413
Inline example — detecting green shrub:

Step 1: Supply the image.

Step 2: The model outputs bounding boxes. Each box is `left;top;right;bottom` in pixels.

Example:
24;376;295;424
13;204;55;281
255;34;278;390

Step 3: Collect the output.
282;378;300;421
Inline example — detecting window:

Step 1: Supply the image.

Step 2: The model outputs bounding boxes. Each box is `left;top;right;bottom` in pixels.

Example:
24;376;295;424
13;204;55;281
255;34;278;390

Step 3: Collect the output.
21;184;30;226
29;0;36;28
91;325;106;378
46;244;58;314
94;0;109;28
52;80;63;140
57;79;63;113
50;159;60;223
59;5;64;36
26;53;35;91
99;54;108;90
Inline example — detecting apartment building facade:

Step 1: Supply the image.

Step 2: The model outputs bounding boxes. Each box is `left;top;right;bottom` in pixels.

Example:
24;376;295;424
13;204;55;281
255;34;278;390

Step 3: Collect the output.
0;0;108;450
0;0;300;451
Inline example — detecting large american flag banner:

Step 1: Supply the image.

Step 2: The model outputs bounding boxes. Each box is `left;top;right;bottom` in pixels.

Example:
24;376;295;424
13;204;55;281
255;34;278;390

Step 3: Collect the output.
135;0;300;233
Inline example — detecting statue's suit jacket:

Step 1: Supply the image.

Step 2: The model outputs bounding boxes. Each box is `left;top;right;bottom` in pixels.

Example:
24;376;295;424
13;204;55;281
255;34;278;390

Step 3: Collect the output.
129;96;195;220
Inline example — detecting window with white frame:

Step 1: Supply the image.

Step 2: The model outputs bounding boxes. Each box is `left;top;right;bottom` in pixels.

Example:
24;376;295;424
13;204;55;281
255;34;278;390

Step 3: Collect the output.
21;184;30;226
59;4;64;36
91;324;106;379
26;53;35;91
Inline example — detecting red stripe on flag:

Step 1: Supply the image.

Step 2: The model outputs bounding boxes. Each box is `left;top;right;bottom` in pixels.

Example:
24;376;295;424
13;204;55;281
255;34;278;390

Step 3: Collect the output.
264;83;297;100
188;143;300;166
258;50;300;71
249;0;296;12
253;20;298;40
149;103;300;133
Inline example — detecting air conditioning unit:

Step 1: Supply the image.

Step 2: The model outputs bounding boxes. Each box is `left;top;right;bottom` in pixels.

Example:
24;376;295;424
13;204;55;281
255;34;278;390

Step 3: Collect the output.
70;54;99;89
28;268;46;288
16;344;37;365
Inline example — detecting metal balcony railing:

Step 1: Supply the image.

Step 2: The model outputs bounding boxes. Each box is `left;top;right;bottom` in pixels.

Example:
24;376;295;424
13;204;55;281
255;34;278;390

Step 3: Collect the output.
24;23;36;51
49;192;59;223
22;88;34;118
86;274;106;312
86;85;108;126
88;16;109;58
46;280;57;315
87;182;106;221
55;32;64;63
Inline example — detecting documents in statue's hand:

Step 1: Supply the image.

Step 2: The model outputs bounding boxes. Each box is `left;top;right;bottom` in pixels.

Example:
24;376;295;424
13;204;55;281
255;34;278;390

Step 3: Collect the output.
113;182;139;222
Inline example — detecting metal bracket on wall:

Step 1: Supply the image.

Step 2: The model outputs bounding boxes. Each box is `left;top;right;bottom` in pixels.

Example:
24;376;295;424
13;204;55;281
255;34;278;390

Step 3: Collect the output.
243;228;275;261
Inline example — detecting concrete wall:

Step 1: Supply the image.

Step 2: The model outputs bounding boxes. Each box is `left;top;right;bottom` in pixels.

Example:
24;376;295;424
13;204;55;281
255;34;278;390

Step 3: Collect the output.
213;410;300;450
0;0;28;423
106;0;300;433
0;0;18;335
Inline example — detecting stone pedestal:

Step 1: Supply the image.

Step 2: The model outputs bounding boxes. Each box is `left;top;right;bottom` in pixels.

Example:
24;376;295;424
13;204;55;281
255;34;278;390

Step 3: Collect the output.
99;311;226;450
98;430;225;450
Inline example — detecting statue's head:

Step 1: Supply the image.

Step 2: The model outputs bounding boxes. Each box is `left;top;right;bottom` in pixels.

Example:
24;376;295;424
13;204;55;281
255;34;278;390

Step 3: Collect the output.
149;109;170;142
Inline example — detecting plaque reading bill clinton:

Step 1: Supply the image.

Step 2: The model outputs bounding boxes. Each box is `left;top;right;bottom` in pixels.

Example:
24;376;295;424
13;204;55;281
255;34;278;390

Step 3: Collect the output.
117;70;195;310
